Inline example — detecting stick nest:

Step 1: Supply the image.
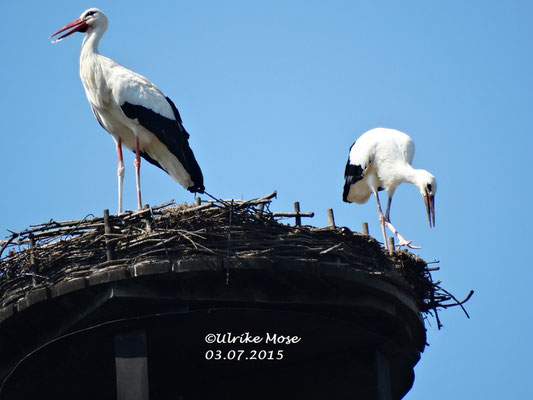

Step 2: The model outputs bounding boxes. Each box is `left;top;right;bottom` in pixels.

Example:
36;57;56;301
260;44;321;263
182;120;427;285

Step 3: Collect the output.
0;192;471;328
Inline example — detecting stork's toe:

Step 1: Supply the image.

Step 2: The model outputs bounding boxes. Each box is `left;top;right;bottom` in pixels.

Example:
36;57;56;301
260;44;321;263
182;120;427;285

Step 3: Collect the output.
395;239;421;249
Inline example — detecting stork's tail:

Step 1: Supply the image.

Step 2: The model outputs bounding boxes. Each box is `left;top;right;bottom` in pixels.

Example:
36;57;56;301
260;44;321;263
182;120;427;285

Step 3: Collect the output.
187;183;205;194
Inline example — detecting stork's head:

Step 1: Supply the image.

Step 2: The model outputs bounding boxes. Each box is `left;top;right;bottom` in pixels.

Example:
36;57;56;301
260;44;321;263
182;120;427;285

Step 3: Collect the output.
50;8;108;43
414;170;436;228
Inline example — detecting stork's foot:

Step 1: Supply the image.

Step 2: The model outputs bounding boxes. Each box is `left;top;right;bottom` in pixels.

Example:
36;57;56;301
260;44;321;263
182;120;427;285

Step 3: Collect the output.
395;238;422;250
393;231;421;249
384;221;422;250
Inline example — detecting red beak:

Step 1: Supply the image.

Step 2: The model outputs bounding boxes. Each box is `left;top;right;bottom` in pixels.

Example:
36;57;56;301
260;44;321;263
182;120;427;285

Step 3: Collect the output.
50;18;88;43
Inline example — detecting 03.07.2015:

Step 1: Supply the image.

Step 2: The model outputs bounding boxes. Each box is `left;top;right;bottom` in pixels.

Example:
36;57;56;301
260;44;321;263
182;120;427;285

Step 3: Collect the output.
205;349;284;361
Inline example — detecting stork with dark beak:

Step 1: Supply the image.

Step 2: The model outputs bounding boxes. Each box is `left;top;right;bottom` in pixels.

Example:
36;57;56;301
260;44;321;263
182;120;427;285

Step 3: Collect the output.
343;127;436;250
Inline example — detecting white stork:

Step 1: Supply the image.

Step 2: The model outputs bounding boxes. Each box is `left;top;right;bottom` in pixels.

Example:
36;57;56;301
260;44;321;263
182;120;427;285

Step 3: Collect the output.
343;128;436;250
50;8;204;214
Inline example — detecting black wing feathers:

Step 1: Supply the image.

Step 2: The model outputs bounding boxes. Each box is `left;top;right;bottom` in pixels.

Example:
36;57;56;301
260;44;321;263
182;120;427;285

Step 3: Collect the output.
121;99;204;193
342;162;364;202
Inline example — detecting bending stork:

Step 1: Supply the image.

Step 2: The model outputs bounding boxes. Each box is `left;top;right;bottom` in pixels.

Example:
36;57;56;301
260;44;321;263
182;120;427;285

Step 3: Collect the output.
343;128;436;250
50;8;204;213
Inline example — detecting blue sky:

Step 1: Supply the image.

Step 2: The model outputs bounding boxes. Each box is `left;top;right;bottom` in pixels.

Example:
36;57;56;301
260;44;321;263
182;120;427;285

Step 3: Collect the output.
1;1;532;398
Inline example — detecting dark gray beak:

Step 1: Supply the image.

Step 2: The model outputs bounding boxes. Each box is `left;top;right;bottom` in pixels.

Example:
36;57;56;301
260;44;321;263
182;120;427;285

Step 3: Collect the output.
424;193;435;228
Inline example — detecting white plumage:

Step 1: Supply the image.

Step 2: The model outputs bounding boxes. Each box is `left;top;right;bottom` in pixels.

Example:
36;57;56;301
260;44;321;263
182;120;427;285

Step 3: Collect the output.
51;8;204;214
343;128;436;249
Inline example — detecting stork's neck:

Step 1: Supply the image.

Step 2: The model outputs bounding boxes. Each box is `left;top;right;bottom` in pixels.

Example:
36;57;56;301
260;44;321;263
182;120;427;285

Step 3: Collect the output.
79;25;108;107
81;25;106;58
382;162;425;192
400;164;419;184
402;166;433;193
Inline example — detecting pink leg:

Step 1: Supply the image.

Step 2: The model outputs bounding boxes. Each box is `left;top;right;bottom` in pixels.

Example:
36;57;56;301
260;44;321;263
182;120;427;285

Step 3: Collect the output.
134;136;142;210
116;139;125;214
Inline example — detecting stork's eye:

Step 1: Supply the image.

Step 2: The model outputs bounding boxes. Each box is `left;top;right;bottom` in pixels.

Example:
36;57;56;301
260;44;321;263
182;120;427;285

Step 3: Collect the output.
426;183;432;192
85;11;96;17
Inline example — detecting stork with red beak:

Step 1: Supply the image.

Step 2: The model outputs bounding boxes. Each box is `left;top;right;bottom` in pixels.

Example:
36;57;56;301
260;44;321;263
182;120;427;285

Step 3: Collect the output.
50;8;204;214
343;128;436;250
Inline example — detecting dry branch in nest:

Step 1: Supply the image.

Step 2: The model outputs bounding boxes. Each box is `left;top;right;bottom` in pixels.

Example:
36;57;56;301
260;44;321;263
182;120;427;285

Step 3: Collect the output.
0;191;472;328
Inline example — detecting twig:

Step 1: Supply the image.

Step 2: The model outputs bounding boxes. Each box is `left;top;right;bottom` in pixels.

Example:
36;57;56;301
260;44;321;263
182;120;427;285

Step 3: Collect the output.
272;212;315;218
319;243;342;255
437;288;474;318
327;209;335;228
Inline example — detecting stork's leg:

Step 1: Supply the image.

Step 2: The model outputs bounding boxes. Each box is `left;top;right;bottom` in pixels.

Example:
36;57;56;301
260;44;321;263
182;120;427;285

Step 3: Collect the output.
373;190;389;250
385;194;393;222
116;139;125;214
384;194;421;249
134;136;142;210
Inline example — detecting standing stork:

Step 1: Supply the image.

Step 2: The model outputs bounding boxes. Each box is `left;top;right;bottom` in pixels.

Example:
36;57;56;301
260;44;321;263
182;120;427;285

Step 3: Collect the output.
343;128;436;250
50;8;204;214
